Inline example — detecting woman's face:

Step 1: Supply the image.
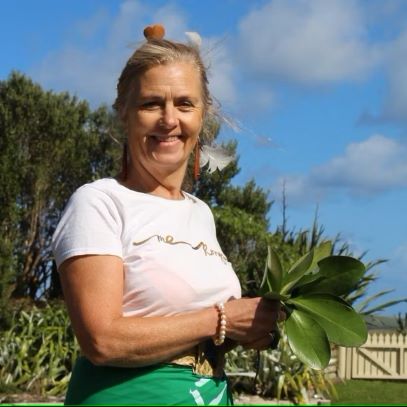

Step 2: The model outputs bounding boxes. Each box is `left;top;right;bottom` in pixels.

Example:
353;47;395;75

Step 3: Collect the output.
126;62;204;179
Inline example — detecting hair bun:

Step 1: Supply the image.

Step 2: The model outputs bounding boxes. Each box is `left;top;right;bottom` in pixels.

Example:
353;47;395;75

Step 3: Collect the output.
143;24;165;40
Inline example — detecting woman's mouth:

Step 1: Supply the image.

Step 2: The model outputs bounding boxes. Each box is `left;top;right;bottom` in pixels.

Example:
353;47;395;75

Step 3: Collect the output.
150;135;183;145
153;135;180;142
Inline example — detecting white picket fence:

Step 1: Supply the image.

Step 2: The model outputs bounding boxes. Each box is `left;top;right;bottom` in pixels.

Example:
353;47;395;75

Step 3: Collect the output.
336;332;407;380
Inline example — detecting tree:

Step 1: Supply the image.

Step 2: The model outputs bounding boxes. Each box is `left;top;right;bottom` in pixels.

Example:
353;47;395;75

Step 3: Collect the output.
0;72;121;320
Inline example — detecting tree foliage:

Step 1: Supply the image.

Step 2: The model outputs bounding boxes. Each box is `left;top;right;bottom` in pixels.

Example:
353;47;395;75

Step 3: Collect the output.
0;72;121;323
213;181;271;295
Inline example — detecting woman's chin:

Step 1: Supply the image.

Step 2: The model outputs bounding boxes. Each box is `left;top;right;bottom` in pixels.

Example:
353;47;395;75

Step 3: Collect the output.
150;154;188;171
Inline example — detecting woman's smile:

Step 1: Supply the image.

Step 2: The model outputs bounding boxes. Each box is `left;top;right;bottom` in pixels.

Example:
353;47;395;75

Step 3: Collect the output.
150;134;183;144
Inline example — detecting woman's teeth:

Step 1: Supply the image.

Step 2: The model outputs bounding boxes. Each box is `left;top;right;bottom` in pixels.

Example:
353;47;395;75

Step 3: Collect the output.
154;136;180;142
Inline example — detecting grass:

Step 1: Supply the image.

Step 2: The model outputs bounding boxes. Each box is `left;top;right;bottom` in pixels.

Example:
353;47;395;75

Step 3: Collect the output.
1;380;406;406
331;379;407;405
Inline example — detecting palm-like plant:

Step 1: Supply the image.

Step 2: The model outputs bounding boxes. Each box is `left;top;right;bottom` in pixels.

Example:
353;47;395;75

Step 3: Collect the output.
260;241;368;369
345;259;407;315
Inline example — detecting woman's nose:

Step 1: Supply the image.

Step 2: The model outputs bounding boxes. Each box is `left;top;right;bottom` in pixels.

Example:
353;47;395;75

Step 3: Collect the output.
160;103;178;128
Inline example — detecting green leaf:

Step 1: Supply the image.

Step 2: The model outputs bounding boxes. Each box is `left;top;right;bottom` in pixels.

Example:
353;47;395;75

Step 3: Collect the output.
281;250;314;295
295;256;365;296
268;246;284;293
276;374;285;401
261;246;283;293
291;242;333;292
291;273;323;291
309;241;332;271
288;294;367;346
285;308;331;370
259;259;273;296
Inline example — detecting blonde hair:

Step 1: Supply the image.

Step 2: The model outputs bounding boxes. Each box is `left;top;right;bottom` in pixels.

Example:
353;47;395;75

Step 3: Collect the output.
113;39;213;127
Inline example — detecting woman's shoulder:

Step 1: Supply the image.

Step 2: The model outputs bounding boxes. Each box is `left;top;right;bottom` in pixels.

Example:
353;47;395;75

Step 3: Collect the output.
182;191;213;213
68;178;122;208
73;177;121;197
76;177;118;192
57;178;123;237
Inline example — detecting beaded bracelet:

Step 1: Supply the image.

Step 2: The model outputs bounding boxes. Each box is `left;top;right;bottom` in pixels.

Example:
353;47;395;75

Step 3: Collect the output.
213;302;227;346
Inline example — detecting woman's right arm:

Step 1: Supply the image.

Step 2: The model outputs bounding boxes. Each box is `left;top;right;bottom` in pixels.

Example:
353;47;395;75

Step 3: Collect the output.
60;254;282;368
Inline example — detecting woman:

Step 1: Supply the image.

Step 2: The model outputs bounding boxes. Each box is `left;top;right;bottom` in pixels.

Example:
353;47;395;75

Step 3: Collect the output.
52;24;283;405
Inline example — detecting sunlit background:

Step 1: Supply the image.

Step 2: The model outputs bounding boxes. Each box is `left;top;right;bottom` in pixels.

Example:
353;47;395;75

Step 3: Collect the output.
2;0;406;313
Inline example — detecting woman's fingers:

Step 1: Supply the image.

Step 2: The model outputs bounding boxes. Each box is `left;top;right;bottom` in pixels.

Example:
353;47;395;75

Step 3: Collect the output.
241;331;280;351
224;297;283;343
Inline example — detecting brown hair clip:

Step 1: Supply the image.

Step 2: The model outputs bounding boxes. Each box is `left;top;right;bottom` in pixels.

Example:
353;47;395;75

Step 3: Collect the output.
143;24;165;41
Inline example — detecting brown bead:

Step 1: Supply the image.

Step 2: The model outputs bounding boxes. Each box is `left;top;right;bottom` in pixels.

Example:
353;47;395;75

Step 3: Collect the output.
143;24;165;40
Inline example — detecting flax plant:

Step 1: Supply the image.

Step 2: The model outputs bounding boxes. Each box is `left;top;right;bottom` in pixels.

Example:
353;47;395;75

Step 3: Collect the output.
0;302;79;396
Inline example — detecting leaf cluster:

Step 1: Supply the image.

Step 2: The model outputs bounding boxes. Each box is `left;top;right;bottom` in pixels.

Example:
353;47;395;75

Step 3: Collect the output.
261;242;368;369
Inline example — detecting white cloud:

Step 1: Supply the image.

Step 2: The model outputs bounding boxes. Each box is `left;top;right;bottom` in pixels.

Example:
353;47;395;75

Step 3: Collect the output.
29;1;238;109
316;135;407;191
27;0;407;128
358;27;407;125
238;0;381;84
106;0;148;50
272;135;407;204
152;3;188;40
32;45;119;105
203;38;237;106
31;0;150;106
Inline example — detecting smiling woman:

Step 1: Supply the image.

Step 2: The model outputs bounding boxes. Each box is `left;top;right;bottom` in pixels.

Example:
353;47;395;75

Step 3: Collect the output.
51;24;284;406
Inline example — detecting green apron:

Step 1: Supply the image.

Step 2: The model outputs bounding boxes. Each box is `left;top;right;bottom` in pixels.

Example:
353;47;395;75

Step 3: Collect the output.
65;356;233;406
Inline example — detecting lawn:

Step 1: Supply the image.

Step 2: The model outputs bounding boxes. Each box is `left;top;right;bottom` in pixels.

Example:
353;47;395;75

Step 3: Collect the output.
2;380;406;405
332;379;407;405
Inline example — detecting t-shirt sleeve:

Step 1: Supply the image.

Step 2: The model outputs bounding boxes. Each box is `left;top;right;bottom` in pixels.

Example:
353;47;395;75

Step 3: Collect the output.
52;185;123;268
197;198;222;243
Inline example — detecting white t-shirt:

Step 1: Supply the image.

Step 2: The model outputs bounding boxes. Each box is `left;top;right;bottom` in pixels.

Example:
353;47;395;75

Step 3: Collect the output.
52;178;241;317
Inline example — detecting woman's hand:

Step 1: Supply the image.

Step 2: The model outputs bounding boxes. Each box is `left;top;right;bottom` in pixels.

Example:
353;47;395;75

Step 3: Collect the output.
224;297;285;350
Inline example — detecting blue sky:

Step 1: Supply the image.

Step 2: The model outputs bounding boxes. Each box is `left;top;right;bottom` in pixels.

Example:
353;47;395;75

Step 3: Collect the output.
2;0;406;315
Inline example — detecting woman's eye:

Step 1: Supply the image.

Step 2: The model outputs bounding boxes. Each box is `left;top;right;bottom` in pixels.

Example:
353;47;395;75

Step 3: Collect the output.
178;100;194;110
141;101;161;109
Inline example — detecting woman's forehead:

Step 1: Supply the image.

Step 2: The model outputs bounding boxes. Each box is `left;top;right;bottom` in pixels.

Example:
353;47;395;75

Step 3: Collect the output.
135;63;202;98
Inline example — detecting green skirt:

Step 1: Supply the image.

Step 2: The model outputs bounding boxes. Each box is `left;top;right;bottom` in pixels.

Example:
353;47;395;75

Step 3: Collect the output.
65;356;233;406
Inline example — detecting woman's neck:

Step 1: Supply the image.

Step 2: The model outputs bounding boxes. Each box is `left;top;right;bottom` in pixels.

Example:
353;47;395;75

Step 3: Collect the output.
123;163;186;200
